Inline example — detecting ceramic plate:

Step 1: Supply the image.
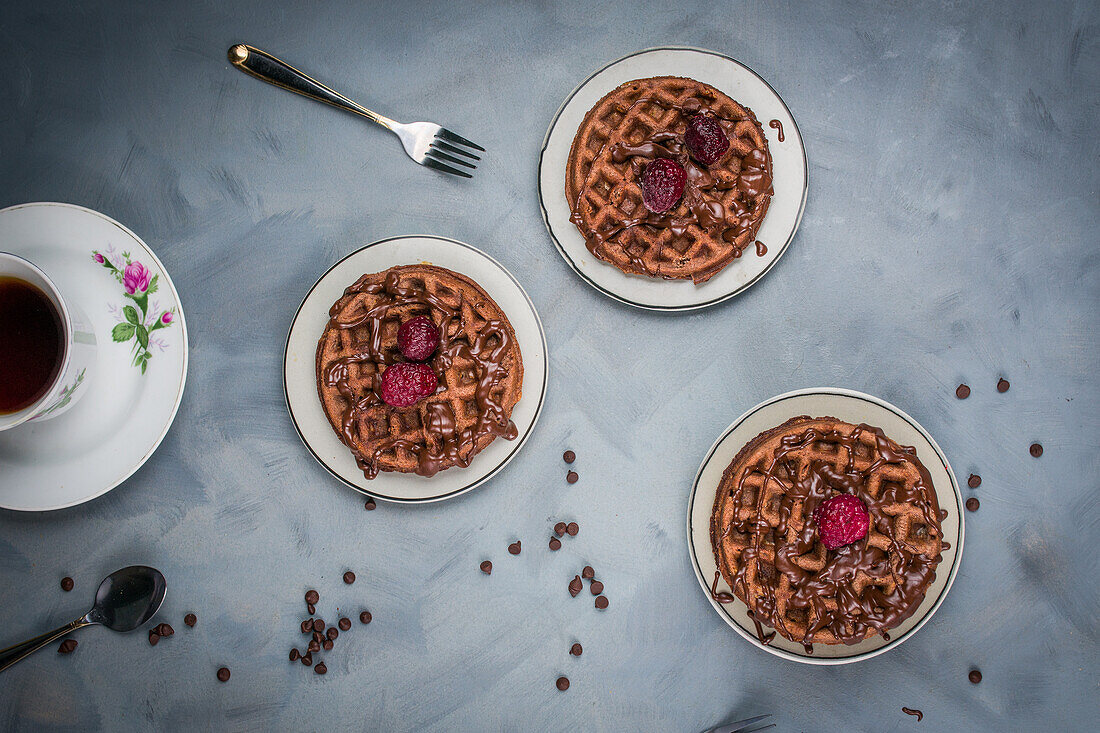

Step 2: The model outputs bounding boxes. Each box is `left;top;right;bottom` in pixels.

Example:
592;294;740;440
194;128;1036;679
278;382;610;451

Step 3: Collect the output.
687;388;963;664
538;46;808;311
0;203;188;511
284;236;547;503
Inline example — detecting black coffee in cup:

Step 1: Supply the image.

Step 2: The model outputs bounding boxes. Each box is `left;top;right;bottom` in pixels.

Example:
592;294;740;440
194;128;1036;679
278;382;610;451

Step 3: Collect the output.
0;276;64;414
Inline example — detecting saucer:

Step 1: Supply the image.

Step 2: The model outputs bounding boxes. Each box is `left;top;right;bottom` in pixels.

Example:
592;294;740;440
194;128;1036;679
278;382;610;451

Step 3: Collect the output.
284;235;548;503
686;388;963;664
539;46;808;311
0;203;188;511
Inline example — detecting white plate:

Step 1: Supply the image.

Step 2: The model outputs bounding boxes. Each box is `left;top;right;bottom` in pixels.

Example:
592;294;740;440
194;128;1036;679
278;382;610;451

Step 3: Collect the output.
687;388;963;664
284;236;548;503
0;203;188;511
538;46;808;311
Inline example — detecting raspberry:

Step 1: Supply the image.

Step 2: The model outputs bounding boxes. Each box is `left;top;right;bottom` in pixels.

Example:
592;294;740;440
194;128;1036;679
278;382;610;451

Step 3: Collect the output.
397;316;440;361
640;158;686;213
379;362;438;408
813;494;870;550
684;113;730;166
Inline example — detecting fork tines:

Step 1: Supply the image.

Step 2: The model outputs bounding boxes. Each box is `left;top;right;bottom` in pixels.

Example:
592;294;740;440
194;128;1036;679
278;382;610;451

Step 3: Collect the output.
423;129;483;178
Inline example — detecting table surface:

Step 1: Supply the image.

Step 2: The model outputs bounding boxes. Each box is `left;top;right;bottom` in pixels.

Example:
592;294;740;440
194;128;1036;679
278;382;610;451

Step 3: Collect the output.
1;1;1097;730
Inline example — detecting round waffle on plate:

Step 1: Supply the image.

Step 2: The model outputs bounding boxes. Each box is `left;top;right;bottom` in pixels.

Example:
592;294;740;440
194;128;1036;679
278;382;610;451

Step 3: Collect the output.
710;415;946;651
316;264;523;480
566;76;773;283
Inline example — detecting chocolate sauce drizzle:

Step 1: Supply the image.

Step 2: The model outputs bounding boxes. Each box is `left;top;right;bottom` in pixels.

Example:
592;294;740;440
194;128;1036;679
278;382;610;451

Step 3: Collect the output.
716;423;945;651
768;119;784;142
323;270;518;479
755;240;768;257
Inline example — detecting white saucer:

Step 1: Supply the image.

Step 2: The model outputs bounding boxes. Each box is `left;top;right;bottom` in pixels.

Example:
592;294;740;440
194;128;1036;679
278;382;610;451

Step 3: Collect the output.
538;46;808;311
284;235;548;503
686;388;963;665
0;203;188;511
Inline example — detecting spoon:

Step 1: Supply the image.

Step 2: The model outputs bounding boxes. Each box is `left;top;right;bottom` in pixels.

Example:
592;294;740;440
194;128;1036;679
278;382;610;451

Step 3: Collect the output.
0;565;166;672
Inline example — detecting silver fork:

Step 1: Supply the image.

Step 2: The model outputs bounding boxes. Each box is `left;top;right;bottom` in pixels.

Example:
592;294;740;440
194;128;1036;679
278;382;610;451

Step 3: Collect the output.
228;44;482;178
705;713;775;733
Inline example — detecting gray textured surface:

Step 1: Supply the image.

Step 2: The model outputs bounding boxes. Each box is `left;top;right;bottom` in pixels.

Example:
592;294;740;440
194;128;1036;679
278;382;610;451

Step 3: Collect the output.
0;0;1097;730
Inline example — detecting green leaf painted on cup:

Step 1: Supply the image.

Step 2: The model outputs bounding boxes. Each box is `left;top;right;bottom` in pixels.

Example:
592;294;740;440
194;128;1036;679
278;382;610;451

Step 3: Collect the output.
112;323;136;342
124;305;140;325
136;325;149;350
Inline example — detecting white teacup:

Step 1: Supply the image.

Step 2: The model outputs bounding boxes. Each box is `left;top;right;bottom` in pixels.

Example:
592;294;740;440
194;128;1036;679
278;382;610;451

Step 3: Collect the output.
0;252;96;430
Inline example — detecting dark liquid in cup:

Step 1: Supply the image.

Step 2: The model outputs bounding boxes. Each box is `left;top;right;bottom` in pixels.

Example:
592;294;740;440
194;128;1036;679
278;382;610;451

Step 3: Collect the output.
0;276;64;414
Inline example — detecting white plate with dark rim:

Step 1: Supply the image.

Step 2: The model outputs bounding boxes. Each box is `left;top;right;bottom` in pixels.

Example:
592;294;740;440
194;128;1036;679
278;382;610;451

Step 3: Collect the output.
687;387;963;664
538;46;808;311
284;235;547;503
0;203;188;511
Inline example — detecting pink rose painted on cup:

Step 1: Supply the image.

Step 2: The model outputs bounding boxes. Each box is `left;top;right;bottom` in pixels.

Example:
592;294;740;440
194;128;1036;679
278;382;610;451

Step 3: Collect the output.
161;312;173;324
93;253;104;263
123;261;152;294
92;249;177;375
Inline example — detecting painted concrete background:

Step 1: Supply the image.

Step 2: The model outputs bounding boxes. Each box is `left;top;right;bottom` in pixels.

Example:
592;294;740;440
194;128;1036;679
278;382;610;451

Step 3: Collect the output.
0;0;1097;730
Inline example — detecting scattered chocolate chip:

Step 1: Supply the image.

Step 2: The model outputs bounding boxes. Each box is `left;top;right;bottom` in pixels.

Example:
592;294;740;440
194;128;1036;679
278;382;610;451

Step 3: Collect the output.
570;643;582;656
566;471;579;484
290;648;300;661
581;566;594;579
315;661;328;675
322;639;334;651
563;450;576;464
359;611;372;625
969;669;982;684
301;619;313;634
57;639;77;654
590;580;604;595
480;560;492;575
307;603;316;615
956;384;970;399
508;541;521;555
326;627;338;641
148;631;160;646
568;575;582;597
184;613;197;627
595;595;609;610
216;667;231;682
313;619;325;633
312;630;324;643
966;497;980;512
338;617;351;631
156;623;174;638
308;640;320;653
968;474;981;488
554;521;567;536
556;676;570;691
301;653;313;666
343;571;356;585
60;577;74;592
305;589;319;605
1030;442;1043;457
549;537;562;551
566;522;579;537
997;378;1010;392
364;498;376;510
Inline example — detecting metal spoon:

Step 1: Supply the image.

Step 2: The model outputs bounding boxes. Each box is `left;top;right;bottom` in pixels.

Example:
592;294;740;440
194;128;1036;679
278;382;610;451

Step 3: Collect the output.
0;565;166;672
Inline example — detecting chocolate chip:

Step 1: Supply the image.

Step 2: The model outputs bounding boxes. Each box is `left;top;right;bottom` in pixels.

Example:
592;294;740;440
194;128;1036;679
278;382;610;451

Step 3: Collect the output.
508;541;521;555
156;623;174;638
1030;442;1043;457
60;577;74;592
566;522;579;537
308;640;320;653
582;566;594;579
549;537;562;551
315;661;327;675
343;571;356;585
997;378;1010;393
956;384;970;399
480;560;492;575
569;575;582;597
290;648;300;661
563;450;576;464
313;630;324;643
301;653;313;666
305;589;319;605
57;639;77;654
322;639;334;651
966;497;980;512
570;643;582;656
326;627;338;641
969;669;982;684
307;603;316;615
313;619;325;633
364;498;377;511
301;619;313;634
566;471;579;484
968;474;981;488
216;667;231;682
554;521;567;536
359;611;372;624
556;676;570;691
184;613;197;627
339;617;351;631
595;595;609;610
590;580;604;595
148;631;160;646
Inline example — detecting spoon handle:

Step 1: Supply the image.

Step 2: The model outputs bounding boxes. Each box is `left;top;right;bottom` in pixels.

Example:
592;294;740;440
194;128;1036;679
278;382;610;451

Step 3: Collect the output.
0;616;92;672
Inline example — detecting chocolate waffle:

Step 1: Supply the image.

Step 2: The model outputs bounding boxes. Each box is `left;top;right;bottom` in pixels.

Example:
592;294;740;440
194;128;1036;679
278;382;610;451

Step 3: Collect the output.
316;265;523;479
710;417;946;650
566;76;773;283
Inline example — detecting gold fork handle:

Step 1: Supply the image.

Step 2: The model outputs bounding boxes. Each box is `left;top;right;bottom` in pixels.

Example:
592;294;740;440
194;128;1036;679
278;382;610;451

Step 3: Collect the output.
227;44;394;130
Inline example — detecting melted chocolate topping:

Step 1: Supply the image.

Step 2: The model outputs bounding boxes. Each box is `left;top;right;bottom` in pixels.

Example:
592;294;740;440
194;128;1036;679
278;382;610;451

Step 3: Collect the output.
323;271;518;478
768;119;785;142
755;240;768;257
717;423;945;650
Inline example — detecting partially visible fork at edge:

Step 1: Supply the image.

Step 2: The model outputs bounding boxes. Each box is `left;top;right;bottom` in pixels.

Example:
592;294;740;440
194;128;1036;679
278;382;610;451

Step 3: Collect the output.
228;44;483;178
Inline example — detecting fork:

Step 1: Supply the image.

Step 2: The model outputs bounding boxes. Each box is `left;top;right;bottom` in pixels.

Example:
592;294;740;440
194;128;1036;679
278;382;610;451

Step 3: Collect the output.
704;713;775;733
227;44;483;178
